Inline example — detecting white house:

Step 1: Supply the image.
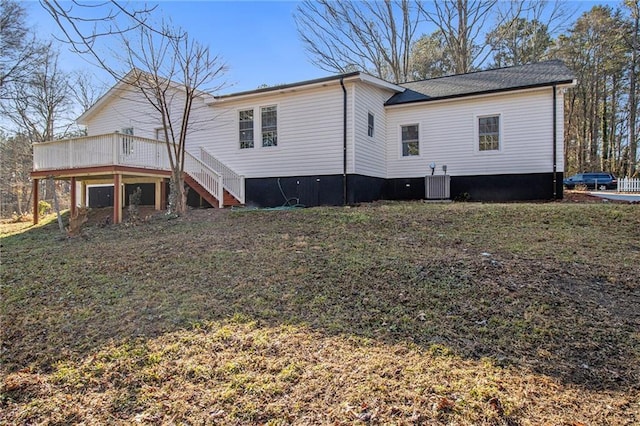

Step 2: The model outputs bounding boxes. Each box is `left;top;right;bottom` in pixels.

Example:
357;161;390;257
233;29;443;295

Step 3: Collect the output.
31;60;576;223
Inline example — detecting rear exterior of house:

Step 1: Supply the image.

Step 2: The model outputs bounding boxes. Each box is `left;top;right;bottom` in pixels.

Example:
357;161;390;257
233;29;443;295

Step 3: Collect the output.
194;73;401;207
31;60;576;222
385;87;566;201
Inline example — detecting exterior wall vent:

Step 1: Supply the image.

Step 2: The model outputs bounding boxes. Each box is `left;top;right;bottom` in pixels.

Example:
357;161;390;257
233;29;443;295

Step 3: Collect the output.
425;175;451;199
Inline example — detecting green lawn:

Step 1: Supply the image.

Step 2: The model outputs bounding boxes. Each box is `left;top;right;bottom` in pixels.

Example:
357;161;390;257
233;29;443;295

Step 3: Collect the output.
1;201;639;425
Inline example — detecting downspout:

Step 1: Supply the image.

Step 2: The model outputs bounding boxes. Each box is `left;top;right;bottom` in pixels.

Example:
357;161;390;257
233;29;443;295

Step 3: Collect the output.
340;77;347;205
552;85;558;200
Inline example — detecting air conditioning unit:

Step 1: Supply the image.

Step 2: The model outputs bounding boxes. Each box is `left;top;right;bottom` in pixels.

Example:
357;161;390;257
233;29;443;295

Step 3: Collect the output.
425;175;451;199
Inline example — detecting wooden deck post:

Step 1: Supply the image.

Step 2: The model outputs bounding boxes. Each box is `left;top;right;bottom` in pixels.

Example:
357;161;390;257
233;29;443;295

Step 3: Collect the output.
113;174;122;224
155;179;162;210
32;179;39;225
70;177;77;217
160;178;167;209
80;181;87;207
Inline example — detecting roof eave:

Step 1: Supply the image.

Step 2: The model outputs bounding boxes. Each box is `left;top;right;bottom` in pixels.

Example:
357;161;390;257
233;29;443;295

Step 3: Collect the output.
207;72;405;105
208;72;362;104
385;79;577;107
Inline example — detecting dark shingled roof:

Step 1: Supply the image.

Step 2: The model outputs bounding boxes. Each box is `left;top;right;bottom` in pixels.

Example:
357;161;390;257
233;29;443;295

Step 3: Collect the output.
386;60;575;106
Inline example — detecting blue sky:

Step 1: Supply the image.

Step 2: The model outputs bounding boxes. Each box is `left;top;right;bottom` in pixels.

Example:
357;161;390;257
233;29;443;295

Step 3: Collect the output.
25;1;618;95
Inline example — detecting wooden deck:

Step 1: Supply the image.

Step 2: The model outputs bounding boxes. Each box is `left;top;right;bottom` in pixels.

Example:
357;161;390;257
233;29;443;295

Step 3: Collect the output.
31;133;242;224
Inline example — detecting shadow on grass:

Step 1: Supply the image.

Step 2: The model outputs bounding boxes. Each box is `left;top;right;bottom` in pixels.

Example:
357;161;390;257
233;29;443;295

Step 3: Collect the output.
2;202;639;393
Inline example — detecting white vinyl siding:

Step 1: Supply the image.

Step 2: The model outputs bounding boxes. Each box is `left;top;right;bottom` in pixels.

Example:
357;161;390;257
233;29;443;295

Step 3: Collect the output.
386;88;563;178
352;83;391;178
191;84;349;178
83;85;207;142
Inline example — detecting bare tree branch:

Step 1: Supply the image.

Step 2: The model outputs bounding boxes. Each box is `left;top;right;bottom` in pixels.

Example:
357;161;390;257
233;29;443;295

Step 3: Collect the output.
40;0;227;215
294;0;421;83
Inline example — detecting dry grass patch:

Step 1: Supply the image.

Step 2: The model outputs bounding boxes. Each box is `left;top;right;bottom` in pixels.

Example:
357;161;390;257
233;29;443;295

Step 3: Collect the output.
1;201;639;425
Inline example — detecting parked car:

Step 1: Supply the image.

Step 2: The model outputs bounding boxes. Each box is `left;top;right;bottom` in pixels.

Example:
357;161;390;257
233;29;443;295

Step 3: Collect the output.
563;172;618;190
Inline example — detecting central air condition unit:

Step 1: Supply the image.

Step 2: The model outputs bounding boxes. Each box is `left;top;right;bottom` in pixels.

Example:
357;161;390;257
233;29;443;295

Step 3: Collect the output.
425;175;451;199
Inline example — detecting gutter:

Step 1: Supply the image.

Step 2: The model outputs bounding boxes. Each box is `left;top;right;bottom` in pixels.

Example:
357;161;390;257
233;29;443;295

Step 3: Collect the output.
340;77;347;205
553;85;557;200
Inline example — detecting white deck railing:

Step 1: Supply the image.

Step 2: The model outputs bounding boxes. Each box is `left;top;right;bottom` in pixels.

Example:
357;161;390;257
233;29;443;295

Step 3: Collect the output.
33;133;170;171
199;147;245;204
184;151;224;208
618;177;640;193
33;133;241;206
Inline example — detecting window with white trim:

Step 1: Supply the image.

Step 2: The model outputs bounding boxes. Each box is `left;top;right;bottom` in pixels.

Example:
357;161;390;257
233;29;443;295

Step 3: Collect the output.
239;109;254;149
401;124;419;156
367;112;374;137
478;115;500;151
261;105;277;147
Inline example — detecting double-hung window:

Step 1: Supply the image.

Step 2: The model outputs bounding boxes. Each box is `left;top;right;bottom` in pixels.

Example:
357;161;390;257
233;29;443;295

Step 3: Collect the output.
261;106;277;147
367;112;375;138
239;109;254;149
478;115;500;151
401;124;419;156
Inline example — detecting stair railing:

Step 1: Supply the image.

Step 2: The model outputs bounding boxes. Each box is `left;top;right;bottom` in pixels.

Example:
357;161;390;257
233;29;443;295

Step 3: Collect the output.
184;151;223;208
199;147;245;204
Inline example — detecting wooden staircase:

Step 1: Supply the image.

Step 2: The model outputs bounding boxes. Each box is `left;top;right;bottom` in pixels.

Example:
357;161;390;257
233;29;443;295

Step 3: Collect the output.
183;149;244;208
184;173;241;207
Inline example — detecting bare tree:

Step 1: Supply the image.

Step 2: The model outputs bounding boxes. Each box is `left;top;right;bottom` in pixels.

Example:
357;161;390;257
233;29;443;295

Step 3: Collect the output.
625;0;639;176
119;23;226;213
294;0;421;83
1;48;73;143
71;70;105;114
0;45;76;223
0;132;33;217
40;0;226;215
418;0;498;74
0;0;46;98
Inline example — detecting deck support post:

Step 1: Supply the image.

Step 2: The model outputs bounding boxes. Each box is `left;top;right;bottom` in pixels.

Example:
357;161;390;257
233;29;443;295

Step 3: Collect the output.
155;179;162;210
70;177;77;217
160;178;167;210
113;174;122;224
80;181;87;207
32;179;39;225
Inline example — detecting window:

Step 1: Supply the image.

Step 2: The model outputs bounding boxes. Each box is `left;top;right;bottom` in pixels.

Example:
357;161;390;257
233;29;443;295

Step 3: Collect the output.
478;115;500;151
121;127;134;155
367;112;375;137
239;109;254;149
261;106;277;147
401;124;419;156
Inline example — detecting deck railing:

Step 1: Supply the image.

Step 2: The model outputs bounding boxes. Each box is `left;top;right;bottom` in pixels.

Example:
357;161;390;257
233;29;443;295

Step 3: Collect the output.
33;133;240;206
184;151;224;208
617;177;640;193
199;147;245;204
33;133;171;171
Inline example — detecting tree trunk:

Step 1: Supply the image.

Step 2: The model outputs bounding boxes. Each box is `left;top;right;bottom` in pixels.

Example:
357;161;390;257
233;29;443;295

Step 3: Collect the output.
168;170;187;215
629;4;639;177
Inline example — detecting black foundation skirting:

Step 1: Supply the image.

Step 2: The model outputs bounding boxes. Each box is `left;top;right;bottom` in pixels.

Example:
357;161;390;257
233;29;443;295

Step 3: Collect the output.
245;172;564;207
449;172;564;201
